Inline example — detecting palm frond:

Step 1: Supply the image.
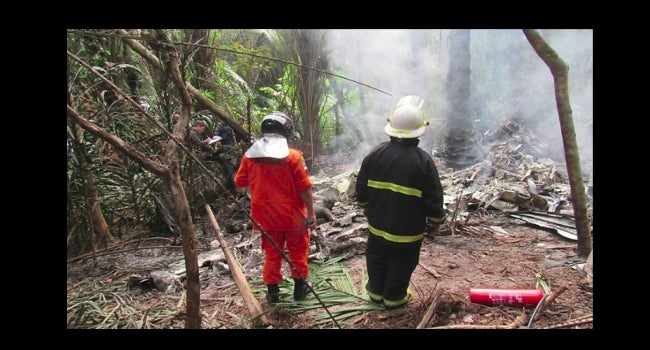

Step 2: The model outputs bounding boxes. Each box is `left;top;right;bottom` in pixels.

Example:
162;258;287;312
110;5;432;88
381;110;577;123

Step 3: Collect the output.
256;257;384;328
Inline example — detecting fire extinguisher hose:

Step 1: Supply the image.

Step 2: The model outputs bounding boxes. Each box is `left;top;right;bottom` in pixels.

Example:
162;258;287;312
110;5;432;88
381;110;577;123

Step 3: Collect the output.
527;294;548;328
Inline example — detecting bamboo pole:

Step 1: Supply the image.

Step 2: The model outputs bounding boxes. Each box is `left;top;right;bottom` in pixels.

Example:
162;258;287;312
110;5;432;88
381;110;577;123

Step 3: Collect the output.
204;205;271;327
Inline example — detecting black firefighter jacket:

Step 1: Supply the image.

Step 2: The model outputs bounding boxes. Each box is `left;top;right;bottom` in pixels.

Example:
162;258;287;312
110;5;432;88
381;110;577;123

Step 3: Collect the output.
356;138;446;244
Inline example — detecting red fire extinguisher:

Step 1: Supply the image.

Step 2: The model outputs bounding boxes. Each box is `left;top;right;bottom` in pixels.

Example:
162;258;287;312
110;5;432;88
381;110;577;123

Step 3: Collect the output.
470;288;544;307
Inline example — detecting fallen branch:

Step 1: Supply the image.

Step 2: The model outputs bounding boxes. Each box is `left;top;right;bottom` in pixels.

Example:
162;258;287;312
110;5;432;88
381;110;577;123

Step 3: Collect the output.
418;262;442;278
429;312;528;329
533;284;568;322
466;162;487;184
543;315;593;329
67;239;179;264
489;165;526;179
416;288;443;329
449;187;464;236
155;309;185;328
205;205;271;328
520;168;533;182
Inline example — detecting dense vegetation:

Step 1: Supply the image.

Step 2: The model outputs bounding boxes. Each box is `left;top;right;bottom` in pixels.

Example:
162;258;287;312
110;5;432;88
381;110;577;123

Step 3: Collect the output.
67;28;593;265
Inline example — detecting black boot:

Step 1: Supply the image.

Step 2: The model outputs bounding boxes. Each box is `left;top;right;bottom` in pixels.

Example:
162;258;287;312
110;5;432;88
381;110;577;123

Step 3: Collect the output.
266;284;280;304
293;278;310;301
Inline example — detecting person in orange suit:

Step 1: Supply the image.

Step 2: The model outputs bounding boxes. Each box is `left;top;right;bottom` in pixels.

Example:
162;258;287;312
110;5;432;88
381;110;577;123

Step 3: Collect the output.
233;111;317;304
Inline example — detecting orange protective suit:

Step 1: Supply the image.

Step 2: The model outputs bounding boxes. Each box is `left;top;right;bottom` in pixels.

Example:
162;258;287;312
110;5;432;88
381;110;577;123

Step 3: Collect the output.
234;148;312;284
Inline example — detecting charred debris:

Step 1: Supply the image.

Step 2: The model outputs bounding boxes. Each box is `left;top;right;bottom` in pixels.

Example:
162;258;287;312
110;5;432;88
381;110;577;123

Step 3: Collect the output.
125;119;592;293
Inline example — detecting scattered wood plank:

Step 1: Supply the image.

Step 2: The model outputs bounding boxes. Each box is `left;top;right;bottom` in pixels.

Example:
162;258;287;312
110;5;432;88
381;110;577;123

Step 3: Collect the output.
205;204;271;328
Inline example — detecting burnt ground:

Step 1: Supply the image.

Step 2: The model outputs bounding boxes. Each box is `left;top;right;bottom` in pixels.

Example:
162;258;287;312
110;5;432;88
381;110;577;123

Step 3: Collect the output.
66;189;593;332
67;130;595;334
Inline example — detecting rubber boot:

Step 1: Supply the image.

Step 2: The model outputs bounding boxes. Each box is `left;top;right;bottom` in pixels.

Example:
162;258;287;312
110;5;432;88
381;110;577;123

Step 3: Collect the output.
266;284;280;304
293;278;310;301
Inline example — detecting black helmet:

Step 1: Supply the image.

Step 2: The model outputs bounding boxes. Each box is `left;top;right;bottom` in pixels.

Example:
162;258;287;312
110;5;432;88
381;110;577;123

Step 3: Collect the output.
261;111;294;138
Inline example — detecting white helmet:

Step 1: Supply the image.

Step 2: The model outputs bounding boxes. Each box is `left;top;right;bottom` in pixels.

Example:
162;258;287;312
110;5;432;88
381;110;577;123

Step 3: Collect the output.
384;95;428;138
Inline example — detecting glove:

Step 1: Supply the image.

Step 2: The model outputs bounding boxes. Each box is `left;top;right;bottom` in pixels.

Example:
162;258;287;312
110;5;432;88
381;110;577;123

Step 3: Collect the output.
425;216;444;234
305;217;317;230
426;215;446;225
358;201;368;217
425;223;440;233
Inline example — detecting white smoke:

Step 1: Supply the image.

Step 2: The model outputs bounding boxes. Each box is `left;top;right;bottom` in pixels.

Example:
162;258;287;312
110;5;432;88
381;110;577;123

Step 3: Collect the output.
324;29;593;179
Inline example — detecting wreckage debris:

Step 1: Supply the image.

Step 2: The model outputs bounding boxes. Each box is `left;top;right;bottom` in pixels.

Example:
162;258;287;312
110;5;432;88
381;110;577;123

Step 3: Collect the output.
126;270;184;294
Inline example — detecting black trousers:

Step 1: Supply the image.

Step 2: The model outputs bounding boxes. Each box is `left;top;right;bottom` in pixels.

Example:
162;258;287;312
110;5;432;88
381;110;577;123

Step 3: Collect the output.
365;233;422;301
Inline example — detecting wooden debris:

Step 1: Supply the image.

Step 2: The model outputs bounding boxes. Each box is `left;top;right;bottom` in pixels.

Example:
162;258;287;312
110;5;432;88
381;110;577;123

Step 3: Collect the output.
205;205;271;328
507;212;577;241
488;225;514;237
334;226;366;241
429;312;528;329
584;250;593;288
543;315;593;329
338;212;356;226
532;284;568;322
67;237;178;264
416;288;443;329
418;262;442;278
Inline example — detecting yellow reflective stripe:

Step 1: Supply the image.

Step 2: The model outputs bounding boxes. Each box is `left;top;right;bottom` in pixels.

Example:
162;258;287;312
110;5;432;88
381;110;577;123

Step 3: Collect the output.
367;179;422;198
366;290;383;301
368;224;424;243
383;288;413;307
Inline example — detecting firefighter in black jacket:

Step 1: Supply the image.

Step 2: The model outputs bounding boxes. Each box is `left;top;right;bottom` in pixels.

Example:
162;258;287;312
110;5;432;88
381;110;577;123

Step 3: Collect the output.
356;95;446;309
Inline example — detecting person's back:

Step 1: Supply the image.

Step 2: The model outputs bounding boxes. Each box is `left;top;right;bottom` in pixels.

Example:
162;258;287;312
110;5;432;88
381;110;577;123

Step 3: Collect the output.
237;144;309;230
186;121;211;153
212;122;239;191
234;111;317;305
359;138;442;238
356;95;446;310
214;123;235;148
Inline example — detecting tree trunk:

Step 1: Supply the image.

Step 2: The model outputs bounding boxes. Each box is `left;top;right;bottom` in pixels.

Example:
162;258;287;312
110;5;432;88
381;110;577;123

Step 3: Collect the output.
69;29;204;328
187;29;216;92
293;30;327;163
155;29;203;328
327;74;364;149
86;170;113;251
445;29;483;170
72;122;115;252
522;29;592;258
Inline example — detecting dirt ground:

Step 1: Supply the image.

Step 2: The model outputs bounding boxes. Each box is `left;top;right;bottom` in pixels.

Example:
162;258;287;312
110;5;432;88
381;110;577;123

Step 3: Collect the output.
350;225;592;329
66;211;593;331
259;224;592;330
67;136;594;332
